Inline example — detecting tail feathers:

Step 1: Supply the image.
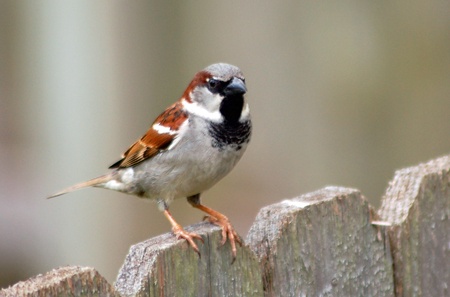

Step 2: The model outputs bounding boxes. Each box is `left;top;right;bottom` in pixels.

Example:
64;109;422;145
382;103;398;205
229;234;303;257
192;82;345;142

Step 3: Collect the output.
48;174;112;199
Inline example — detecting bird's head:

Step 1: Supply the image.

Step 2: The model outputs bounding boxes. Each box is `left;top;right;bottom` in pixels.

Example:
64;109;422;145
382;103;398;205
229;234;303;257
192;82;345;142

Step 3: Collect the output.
182;63;249;123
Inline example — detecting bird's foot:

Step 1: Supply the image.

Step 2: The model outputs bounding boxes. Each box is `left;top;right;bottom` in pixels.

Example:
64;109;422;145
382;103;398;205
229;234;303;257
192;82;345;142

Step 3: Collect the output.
172;225;204;257
204;214;242;262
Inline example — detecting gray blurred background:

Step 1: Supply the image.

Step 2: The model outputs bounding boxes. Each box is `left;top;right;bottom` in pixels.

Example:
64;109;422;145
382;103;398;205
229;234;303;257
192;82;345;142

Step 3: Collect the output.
1;0;450;288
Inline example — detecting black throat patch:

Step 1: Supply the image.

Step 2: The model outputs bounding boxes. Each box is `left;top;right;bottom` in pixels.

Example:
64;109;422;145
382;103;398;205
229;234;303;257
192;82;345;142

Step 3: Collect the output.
219;95;244;122
208;119;252;151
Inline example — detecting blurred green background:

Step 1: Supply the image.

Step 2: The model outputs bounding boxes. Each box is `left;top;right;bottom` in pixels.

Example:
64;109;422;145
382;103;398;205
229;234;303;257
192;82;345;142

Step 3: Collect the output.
1;0;450;288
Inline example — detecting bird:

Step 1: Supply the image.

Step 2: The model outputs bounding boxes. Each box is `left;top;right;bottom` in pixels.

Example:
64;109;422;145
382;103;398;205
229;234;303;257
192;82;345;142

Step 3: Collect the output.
49;63;252;260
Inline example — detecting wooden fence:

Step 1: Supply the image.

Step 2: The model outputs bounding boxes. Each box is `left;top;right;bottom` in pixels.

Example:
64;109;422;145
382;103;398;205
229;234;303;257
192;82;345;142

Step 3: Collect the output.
2;155;450;296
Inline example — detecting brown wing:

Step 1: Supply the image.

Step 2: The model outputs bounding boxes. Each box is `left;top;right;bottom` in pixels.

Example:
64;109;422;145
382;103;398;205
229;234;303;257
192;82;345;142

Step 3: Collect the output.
109;102;188;169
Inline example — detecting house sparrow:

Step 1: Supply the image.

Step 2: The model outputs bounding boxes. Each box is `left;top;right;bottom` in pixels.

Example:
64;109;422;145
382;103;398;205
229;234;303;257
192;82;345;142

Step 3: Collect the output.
49;63;251;260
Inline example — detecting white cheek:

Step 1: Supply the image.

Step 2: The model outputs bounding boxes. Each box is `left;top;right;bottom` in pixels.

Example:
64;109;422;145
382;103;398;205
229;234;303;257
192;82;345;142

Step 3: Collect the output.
205;93;223;111
182;98;223;122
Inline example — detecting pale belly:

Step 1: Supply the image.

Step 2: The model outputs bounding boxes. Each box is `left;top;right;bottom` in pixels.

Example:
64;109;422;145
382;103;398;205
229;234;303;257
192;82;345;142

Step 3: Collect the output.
108;140;247;202
103;115;251;202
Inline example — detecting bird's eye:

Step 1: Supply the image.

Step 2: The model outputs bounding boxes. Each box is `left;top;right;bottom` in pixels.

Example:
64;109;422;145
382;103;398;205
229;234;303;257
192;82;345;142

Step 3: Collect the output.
207;79;221;92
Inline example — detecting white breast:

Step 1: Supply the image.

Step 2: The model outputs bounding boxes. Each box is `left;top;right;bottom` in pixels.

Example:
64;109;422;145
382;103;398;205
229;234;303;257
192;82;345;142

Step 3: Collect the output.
112;115;249;203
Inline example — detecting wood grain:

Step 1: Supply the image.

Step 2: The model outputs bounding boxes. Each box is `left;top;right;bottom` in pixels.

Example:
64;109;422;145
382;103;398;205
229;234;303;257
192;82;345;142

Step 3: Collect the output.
379;155;450;296
0;266;117;297
115;222;263;297
247;186;394;297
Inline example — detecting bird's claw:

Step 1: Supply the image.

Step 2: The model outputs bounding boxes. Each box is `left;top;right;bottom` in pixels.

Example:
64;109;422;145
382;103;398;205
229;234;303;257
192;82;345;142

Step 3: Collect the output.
204;215;242;263
172;226;204;258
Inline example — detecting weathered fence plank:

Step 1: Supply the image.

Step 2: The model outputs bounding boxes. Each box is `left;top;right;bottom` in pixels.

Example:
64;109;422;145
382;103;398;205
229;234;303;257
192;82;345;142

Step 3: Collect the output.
115;222;263;297
0;266;117;297
246;186;394;297
3;155;450;296
378;155;450;297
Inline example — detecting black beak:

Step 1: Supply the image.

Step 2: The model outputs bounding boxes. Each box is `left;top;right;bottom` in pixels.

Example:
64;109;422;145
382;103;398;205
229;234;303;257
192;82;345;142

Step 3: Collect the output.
223;77;247;96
